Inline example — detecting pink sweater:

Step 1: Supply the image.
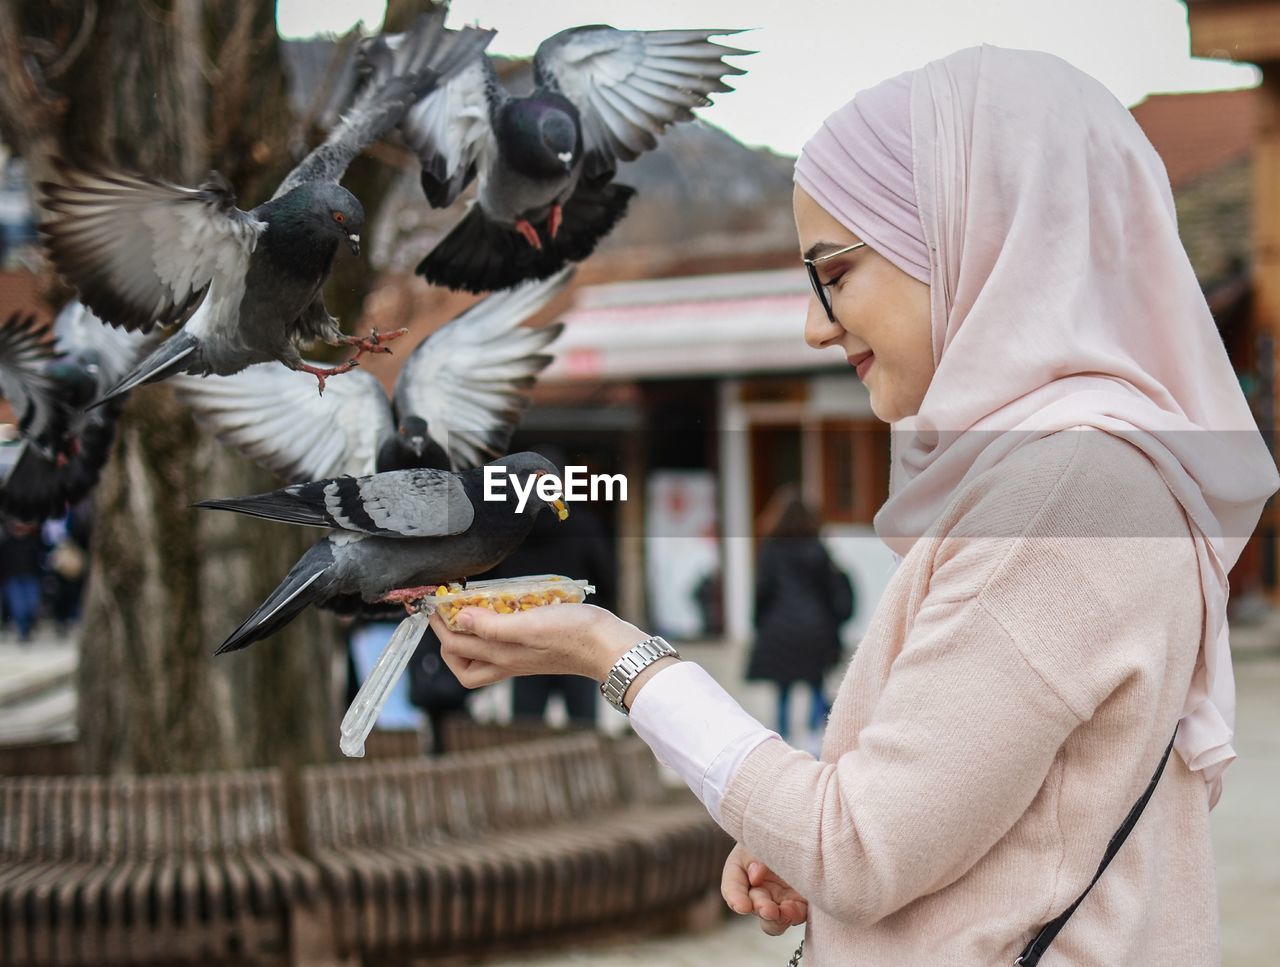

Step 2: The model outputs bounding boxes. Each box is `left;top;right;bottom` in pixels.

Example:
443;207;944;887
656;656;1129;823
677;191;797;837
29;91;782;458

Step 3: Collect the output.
720;430;1217;964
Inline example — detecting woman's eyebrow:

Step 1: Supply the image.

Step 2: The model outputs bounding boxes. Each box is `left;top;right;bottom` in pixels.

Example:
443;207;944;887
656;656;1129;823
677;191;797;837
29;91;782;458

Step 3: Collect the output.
803;240;848;261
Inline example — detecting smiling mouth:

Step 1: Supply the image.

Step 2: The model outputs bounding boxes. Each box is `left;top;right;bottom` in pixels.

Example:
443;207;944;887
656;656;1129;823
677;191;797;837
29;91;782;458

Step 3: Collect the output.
848;350;875;380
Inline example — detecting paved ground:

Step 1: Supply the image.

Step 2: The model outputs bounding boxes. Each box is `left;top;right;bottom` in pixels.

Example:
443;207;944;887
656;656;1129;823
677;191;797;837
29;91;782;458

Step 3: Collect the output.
3;619;1278;965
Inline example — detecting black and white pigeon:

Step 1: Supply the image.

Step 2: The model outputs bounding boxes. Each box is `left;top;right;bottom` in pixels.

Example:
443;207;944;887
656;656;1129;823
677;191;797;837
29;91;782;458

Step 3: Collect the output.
38;11;494;405
171;269;570;481
0;303;154;520
197;451;567;653
403;25;749;293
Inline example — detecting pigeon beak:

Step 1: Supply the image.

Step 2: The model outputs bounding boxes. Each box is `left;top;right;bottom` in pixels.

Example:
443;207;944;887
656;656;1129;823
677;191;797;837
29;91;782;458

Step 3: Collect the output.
557;151;573;171
348;234;361;256
409;436;425;457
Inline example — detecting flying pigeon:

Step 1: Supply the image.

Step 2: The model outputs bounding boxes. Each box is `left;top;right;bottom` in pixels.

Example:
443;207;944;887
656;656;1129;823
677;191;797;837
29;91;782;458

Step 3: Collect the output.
37;11;494;405
403;25;749;293
171;269;570;482
0;303;155;520
197;451;567;653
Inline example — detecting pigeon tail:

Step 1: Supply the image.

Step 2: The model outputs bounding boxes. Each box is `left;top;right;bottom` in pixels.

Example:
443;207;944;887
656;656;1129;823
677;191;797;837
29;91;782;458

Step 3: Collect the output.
216;542;339;654
194;481;332;529
91;330;201;408
417;181;636;294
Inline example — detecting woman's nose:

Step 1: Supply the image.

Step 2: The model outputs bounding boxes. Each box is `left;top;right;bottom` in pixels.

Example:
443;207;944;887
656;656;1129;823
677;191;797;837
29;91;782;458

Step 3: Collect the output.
804;298;842;349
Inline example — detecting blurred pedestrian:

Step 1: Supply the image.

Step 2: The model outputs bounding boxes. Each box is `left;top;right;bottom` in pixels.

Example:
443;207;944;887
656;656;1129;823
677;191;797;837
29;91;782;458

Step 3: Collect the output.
746;485;853;740
43;511;87;629
0;518;46;641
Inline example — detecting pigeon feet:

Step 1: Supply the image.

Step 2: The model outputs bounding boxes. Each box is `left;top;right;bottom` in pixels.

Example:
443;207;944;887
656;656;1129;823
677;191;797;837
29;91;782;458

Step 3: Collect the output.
336;327;409;359
297;359;360;395
514;218;543;250
380;585;441;614
547;203;563;240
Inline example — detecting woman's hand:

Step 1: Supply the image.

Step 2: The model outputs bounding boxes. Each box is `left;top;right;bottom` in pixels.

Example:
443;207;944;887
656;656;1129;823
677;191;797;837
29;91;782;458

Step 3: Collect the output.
429;603;647;687
721;843;809;936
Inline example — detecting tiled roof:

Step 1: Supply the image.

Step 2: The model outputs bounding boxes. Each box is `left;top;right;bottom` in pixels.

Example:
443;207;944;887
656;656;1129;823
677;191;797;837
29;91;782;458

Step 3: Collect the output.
1130;87;1254;189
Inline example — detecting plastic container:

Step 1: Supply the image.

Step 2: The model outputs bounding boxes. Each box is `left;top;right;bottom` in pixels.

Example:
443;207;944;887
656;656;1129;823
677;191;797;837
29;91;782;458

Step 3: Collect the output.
422;574;595;631
339;609;430;758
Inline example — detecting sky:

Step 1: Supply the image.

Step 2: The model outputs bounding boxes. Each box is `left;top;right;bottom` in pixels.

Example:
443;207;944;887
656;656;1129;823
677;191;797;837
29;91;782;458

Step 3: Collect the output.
275;0;1259;155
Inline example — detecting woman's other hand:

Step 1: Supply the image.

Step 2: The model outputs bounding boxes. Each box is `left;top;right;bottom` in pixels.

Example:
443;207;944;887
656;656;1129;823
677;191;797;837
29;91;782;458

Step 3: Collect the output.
721;843;809;936
429;603;646;686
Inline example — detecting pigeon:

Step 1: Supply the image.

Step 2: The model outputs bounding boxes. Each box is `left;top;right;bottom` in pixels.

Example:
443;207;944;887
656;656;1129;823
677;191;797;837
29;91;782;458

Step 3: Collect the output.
403;25;749;293
0;303;155;520
196;451;568;654
171;269;570;482
37;11;494;405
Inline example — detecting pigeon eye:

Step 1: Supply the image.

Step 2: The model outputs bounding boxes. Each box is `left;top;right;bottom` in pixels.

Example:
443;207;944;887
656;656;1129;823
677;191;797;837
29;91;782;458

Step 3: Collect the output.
333;211;345;224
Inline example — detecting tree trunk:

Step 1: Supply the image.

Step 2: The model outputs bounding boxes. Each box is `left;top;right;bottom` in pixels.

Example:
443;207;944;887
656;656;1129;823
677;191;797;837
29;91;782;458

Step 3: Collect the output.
0;0;397;775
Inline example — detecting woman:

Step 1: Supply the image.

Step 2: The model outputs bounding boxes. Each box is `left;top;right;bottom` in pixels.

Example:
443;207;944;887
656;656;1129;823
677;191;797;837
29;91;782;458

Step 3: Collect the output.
747;485;853;741
431;45;1278;963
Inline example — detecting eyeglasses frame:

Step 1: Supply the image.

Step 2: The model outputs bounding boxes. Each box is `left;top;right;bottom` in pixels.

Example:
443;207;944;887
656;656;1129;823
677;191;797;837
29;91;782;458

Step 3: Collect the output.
803;241;867;322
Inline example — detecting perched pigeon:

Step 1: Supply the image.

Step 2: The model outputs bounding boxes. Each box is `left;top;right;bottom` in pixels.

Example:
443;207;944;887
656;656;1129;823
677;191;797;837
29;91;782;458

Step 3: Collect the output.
38;11;494;405
404;25;749;293
197;451;567;653
0;303;154;520
171;270;570;481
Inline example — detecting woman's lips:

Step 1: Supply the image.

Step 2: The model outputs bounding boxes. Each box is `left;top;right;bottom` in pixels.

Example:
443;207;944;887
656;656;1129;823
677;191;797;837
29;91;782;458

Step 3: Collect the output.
848;351;875;381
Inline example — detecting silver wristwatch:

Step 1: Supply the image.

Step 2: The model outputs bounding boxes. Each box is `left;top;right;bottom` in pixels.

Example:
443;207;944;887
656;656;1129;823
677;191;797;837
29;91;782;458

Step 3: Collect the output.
600;636;680;715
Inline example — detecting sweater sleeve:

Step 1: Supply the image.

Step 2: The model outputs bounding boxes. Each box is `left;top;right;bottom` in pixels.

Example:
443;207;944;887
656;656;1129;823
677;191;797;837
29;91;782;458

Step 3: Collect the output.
717;594;1082;925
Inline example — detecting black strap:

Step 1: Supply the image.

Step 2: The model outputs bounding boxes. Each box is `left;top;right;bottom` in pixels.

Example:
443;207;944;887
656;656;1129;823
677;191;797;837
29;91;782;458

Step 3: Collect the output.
1014;727;1178;966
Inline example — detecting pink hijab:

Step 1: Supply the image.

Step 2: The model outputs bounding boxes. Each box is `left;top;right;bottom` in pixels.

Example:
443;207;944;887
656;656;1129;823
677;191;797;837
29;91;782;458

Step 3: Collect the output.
796;45;1278;804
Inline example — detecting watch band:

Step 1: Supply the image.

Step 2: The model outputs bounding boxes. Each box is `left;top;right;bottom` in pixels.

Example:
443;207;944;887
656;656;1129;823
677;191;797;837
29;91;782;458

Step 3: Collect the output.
600;636;679;715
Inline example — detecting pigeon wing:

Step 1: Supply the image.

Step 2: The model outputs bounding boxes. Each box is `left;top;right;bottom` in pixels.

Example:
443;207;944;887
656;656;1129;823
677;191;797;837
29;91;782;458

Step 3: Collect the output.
173;363;394;483
0;313;61;441
532;26;750;181
274;11;494;197
198;468;474;538
394;271;569;470
52;299;161;395
39;164;263;333
399;54;498;208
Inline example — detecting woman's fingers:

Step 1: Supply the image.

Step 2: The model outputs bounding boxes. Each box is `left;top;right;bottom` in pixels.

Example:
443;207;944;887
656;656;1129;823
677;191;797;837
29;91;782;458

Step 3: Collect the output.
724;846;807;934
720;848;755;915
779;897;809;924
750;887;805;936
748;885;783;920
436;643;502;688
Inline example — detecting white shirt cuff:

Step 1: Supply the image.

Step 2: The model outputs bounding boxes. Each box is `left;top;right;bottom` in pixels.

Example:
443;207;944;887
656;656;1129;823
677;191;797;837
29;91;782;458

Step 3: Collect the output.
627;660;778;825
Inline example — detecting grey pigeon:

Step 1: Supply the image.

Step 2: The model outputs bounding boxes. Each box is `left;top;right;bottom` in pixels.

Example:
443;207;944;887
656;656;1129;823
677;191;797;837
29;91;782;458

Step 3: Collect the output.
404;25;750;293
38;11;494;405
171;269;570;481
0;302;155;520
196;451;567;653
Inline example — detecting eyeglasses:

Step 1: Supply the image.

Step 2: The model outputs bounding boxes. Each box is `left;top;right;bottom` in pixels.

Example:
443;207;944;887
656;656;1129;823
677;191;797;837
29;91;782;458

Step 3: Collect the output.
803;242;867;322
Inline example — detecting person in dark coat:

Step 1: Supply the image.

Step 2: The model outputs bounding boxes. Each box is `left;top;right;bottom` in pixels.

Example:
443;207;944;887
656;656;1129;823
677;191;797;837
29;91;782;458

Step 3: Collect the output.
746;485;855;739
